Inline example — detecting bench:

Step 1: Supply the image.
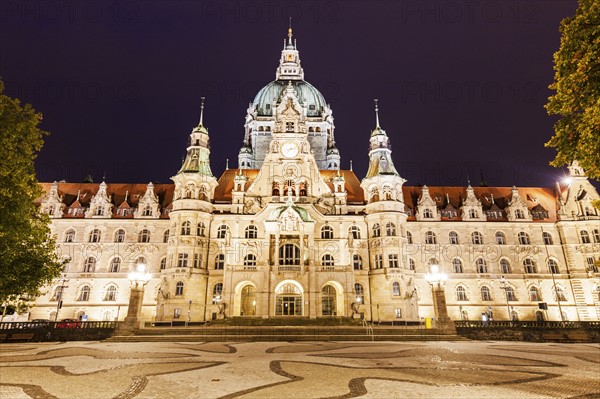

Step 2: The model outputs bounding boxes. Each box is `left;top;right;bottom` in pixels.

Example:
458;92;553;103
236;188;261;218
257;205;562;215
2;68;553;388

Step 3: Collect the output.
5;333;35;342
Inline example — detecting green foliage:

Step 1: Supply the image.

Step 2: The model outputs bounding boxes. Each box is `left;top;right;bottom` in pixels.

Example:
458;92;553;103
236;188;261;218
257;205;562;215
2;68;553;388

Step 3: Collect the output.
545;0;600;180
0;79;64;304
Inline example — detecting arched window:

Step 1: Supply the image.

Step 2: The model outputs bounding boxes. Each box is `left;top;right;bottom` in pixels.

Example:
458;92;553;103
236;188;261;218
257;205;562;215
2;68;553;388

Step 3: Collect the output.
103;286;117;301
515;209;525;219
542;232;554;245
197;222;205;237
505;287;517;301
163;230;170;243
160;257;167;270
78;286;91;301
449;231;459;244
89;229;101;243
523;258;537;274
109;257;121;273
500;259;511;274
245;225;258;239
452;258;463;273
180;221;191;235
529;286;541;301
244;254;257;267
215;254;225;270
392;281;401;296
518;232;531;245
84;257;96;273
425;231;437;244
471;231;483;245
480;286;492;301
455;286;468;301
112;229;125;243
212;283;223;303
175;281;184;296
322;254;335;266
406;231;413;244
476;258;488;273
372;223;381;238
138;229;151;243
355;283;364;303
64;229;76;243
548;259;560;274
555;286;567;301
142;205;152;216
385;222;396;236
321;225;334;239
408;258;415;270
217;225;229;239
580;230;591;244
593;229;600;243
495;231;506;245
349;226;361;240
353;255;363;270
50;286;62;301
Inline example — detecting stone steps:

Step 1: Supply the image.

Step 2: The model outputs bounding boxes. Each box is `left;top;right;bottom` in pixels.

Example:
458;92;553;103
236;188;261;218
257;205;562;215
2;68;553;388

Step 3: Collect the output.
107;326;466;342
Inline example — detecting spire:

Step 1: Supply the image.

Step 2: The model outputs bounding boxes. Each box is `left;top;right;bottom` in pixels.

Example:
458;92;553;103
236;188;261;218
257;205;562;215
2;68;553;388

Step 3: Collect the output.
288;17;293;46
350;160;353;171
374;99;380;128
198;96;205;127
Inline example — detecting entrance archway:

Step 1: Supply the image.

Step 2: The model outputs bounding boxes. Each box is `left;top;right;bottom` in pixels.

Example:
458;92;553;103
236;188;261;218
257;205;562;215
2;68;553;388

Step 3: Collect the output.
275;280;303;316
241;285;257;316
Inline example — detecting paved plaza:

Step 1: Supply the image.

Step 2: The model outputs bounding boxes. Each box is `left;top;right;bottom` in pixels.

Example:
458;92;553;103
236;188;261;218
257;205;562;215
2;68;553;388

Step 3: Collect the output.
0;340;598;399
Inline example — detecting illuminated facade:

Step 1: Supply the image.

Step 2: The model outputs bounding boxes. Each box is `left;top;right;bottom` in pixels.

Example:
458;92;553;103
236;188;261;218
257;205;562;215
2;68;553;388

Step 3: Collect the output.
31;28;600;324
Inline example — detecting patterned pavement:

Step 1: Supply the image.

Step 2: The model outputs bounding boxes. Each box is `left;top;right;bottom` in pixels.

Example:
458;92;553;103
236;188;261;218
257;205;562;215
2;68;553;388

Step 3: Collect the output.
0;341;598;399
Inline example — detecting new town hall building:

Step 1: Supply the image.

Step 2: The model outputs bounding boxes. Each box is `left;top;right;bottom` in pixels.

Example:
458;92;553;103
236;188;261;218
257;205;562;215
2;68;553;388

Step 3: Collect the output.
32;28;600;324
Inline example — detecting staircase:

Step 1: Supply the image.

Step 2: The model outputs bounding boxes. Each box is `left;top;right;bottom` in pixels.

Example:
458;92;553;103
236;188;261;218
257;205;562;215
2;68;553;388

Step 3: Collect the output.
107;324;466;342
570;279;590;321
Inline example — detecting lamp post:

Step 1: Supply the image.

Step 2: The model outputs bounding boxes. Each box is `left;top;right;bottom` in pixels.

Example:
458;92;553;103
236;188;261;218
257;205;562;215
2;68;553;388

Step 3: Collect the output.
425;264;455;333
53;277;69;322
499;276;512;322
122;263;151;335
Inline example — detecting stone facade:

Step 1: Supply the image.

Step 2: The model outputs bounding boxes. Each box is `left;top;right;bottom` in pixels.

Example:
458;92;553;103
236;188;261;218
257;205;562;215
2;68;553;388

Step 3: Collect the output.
30;28;600;324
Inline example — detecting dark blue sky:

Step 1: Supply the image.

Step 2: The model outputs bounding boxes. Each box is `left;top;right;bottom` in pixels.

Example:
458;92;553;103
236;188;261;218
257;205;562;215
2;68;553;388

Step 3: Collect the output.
0;0;583;187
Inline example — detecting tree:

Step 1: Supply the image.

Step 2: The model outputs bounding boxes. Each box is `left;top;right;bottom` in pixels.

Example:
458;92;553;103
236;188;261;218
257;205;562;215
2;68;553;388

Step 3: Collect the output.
0;79;64;314
545;0;600;180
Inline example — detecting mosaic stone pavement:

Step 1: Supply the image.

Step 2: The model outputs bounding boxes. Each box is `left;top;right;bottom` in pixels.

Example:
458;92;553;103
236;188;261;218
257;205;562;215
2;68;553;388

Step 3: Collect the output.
0;341;598;399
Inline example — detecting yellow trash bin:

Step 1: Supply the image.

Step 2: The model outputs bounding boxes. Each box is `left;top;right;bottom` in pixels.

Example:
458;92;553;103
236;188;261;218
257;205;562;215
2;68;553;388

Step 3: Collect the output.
425;317;432;329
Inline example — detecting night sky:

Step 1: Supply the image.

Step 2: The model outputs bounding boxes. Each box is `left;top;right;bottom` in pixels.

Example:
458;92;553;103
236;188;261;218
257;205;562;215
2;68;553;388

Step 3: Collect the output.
1;0;585;188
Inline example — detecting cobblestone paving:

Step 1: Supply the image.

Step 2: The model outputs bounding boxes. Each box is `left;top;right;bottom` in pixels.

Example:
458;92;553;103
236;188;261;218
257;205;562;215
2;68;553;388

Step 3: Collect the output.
0;341;598;399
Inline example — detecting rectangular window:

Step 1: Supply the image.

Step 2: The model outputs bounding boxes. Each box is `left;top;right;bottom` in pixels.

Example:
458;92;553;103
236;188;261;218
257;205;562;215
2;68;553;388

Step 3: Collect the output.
174;308;181;319
374;254;383;269
394;308;402;318
178;253;189;268
388;254;399;268
194;254;201;268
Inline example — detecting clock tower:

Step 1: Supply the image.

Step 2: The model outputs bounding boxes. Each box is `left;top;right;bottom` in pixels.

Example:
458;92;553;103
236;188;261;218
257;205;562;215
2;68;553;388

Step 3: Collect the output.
243;81;331;204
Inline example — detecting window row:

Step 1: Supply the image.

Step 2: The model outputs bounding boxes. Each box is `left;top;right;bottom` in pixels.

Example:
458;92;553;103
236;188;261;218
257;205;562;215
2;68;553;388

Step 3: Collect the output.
64;228;169;244
449;257;561;275
580;229;600;244
50;285;120;302
454;285;568;302
407;230;557;245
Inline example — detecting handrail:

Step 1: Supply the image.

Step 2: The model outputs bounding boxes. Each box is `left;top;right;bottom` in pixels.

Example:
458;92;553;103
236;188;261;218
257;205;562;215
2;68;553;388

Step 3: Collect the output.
362;319;374;341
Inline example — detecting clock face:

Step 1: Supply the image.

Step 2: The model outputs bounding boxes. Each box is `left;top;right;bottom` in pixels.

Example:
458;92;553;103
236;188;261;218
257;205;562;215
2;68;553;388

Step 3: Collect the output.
281;142;299;158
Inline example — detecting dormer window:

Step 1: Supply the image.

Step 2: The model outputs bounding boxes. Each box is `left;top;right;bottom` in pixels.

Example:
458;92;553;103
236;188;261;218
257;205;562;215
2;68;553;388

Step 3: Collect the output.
423;209;433;218
468;209;478;218
309;105;315;111
515;209;525;219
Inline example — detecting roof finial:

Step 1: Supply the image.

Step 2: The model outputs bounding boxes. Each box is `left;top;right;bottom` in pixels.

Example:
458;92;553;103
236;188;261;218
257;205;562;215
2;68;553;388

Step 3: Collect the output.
490;193;495;204
374;99;380;128
125;190;129;202
226;158;229;170
287;17;293;45
350;160;353;171
198;96;206;127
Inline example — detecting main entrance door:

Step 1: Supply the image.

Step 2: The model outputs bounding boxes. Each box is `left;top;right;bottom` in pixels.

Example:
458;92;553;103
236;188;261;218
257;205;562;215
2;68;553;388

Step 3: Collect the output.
275;281;303;316
322;285;336;316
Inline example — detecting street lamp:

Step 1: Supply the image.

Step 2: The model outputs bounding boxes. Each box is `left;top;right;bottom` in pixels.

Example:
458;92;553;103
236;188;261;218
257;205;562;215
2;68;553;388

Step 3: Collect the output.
499;276;512;322
53;277;69;322
425;264;455;333
122;263;151;335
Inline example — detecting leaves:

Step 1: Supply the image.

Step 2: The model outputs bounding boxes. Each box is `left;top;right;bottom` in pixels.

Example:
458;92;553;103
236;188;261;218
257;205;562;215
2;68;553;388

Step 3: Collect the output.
0;79;64;304
545;0;600;180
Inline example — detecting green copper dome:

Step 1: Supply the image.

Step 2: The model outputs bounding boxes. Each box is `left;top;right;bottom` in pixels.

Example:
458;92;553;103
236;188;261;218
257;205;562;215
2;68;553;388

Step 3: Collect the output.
253;80;326;117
